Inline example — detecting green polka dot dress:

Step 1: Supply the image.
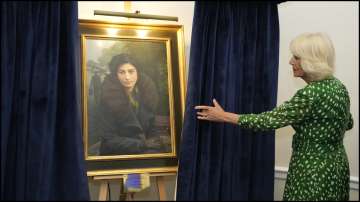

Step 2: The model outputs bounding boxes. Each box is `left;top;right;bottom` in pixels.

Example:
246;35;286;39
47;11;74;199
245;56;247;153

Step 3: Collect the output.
237;76;353;201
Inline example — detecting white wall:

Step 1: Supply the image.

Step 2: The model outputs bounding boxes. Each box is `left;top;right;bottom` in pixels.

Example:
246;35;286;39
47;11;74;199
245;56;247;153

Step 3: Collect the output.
277;0;359;184
78;1;358;200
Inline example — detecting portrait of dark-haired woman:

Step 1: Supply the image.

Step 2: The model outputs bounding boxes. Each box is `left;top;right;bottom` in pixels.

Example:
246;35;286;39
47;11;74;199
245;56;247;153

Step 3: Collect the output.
98;53;164;155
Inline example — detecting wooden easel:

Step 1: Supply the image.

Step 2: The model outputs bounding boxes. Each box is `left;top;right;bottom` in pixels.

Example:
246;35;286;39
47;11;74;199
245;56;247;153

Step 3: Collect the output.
90;171;177;201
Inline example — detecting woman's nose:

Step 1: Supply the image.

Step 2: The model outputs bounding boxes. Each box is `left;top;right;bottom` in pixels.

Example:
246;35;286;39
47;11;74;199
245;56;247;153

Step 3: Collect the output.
289;58;294;65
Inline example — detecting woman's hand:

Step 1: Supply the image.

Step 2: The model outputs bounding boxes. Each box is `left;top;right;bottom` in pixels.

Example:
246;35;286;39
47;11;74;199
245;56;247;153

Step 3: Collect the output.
195;99;225;122
145;137;162;149
195;99;240;124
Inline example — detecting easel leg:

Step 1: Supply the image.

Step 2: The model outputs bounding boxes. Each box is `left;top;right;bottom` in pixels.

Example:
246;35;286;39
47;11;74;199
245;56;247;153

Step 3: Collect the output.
156;176;166;201
119;178;127;201
98;181;108;201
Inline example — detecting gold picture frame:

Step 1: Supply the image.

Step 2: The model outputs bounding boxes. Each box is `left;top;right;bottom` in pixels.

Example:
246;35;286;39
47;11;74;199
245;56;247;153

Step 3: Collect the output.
79;19;186;176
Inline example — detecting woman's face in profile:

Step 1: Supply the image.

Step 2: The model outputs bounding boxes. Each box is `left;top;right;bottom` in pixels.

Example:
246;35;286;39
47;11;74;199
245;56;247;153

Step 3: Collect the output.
289;55;305;78
117;63;138;90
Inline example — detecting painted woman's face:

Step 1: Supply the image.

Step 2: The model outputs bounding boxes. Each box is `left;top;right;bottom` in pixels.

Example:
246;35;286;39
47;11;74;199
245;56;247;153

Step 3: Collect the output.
289;55;305;78
117;63;138;90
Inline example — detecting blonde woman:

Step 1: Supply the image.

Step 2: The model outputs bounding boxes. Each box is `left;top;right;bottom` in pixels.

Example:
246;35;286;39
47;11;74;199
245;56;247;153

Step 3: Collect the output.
195;33;353;200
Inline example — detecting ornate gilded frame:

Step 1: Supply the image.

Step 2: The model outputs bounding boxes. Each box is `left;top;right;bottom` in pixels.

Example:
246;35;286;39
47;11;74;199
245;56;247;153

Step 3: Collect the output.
79;19;186;175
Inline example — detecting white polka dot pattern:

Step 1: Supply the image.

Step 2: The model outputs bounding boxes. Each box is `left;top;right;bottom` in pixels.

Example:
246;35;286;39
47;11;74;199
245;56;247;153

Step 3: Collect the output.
237;77;353;201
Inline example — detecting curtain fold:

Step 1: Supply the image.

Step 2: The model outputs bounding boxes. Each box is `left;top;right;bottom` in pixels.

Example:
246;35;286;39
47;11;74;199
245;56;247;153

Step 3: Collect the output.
1;2;89;200
177;2;279;200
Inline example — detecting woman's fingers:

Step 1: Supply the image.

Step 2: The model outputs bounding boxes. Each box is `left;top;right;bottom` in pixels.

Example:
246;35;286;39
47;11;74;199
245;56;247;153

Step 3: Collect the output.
195;105;210;110
213;99;223;110
195;100;225;122
213;99;219;107
197;116;207;120
196;99;223;111
197;111;207;116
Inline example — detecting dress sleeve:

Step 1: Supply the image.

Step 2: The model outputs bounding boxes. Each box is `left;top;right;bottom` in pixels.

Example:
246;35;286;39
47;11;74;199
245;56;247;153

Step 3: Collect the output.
346;113;353;131
237;87;315;131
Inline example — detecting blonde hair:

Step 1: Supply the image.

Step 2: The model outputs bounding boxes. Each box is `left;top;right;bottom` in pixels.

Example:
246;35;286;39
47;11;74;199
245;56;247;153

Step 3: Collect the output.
290;32;335;81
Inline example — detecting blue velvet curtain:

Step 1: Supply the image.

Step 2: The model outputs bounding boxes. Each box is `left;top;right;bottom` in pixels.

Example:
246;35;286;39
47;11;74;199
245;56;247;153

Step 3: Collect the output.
177;2;280;200
0;2;89;200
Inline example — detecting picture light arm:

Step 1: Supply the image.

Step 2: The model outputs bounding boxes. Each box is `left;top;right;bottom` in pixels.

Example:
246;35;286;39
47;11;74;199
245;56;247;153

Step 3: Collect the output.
94;10;178;22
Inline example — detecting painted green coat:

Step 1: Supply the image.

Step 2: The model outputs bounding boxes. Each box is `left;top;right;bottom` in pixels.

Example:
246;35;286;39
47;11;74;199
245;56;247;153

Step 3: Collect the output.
238;77;353;201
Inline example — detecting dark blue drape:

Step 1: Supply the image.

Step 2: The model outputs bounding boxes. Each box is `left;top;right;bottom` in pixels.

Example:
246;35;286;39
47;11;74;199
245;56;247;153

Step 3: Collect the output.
1;2;89;200
177;2;279;201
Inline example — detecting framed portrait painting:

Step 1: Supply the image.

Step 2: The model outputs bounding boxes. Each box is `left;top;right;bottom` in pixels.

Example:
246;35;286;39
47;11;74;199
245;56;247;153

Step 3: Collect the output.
79;20;186;176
